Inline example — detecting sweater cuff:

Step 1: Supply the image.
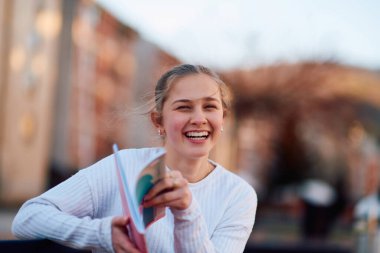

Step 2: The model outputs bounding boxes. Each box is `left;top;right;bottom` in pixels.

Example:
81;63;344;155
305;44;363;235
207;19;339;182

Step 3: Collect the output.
99;216;115;253
170;198;201;221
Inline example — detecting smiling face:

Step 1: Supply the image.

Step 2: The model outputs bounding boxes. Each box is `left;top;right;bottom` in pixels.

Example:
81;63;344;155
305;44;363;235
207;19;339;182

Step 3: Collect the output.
155;73;225;160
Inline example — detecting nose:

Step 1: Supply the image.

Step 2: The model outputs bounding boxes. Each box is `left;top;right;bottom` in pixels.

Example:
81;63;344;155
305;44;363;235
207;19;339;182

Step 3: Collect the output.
190;108;207;125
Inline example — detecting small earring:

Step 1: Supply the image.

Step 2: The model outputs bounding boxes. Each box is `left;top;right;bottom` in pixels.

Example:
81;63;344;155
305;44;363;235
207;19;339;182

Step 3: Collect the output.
221;127;224;132
158;129;165;136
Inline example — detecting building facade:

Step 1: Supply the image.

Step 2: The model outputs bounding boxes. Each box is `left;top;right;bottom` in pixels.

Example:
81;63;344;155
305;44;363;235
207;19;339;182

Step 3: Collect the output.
0;0;179;205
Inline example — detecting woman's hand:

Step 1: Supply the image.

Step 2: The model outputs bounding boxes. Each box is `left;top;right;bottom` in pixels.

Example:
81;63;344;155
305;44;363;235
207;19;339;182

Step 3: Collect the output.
111;216;141;253
143;170;192;210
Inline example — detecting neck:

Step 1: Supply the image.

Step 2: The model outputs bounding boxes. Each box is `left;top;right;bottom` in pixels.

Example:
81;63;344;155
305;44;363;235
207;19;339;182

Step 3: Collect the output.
165;155;214;183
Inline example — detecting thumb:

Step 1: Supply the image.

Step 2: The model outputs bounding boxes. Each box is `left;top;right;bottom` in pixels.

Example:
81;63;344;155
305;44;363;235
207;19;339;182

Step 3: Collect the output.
112;216;129;227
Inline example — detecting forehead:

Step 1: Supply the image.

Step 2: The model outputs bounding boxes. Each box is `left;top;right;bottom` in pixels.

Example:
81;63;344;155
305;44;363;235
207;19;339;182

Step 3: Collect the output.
167;74;221;101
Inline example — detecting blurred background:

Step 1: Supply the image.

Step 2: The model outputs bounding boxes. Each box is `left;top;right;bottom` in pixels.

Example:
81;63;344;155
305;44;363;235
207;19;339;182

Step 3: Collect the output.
1;0;380;252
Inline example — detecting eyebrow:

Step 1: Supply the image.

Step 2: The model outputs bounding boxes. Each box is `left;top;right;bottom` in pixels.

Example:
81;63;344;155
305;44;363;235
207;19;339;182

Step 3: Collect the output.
171;97;221;105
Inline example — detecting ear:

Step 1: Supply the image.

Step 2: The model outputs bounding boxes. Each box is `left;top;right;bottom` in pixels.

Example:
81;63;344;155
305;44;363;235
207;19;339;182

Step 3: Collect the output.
150;111;162;128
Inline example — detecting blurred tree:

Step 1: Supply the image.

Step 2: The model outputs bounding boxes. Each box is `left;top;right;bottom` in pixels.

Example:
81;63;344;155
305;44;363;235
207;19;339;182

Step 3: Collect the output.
222;61;380;201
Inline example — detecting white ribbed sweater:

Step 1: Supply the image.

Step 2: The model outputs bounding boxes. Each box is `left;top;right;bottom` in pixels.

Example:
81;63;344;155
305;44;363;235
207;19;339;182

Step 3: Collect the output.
12;148;257;253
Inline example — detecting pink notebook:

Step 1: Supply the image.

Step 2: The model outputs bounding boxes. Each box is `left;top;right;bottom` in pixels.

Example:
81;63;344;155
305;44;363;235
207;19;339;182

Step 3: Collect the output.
113;144;166;252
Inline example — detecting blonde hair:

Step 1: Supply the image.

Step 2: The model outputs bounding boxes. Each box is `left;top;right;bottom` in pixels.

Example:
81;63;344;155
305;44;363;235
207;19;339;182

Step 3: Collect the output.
153;64;232;119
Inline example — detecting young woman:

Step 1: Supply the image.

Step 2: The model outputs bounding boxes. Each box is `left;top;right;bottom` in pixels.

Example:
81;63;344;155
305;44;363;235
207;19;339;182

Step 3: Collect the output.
12;64;257;253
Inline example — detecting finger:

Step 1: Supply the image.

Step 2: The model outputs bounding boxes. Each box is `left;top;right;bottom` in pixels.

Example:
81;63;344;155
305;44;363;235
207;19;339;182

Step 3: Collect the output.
164;170;182;179
146;187;192;210
143;178;170;201
123;241;141;253
144;176;186;201
161;198;190;210
119;239;140;253
172;178;180;188
168;170;182;178
112;217;141;253
144;189;183;208
144;179;189;208
112;216;128;226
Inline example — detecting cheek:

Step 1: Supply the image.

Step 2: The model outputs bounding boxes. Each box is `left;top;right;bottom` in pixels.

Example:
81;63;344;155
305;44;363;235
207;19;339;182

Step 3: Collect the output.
210;113;224;130
171;121;184;134
164;115;187;136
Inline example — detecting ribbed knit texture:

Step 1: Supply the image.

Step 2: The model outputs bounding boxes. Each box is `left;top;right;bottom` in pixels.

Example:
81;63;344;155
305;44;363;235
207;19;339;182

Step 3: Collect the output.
12;148;257;253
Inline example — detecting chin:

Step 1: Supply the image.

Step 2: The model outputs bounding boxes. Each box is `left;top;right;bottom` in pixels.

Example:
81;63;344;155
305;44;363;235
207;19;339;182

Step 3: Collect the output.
185;148;212;159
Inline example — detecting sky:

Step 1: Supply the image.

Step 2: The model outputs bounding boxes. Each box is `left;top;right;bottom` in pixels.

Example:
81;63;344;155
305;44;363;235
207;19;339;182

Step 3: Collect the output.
95;0;380;71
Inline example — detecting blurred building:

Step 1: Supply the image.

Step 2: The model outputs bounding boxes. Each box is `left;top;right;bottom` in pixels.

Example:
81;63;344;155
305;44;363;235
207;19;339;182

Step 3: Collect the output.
0;0;179;205
1;1;380;250
223;62;380;200
219;63;380;250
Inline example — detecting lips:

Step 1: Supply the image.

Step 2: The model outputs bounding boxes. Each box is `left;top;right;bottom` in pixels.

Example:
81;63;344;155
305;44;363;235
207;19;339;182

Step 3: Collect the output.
184;131;209;140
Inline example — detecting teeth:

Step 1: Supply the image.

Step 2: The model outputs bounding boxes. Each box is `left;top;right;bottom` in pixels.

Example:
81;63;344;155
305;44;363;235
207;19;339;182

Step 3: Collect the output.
185;131;209;138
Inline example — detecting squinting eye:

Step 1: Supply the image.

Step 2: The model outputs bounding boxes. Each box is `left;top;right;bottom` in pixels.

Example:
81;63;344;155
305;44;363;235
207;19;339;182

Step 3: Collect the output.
176;105;191;110
205;104;218;109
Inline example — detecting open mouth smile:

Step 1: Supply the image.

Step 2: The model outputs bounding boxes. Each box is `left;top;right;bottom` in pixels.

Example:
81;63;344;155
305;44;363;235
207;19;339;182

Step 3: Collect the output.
184;131;209;140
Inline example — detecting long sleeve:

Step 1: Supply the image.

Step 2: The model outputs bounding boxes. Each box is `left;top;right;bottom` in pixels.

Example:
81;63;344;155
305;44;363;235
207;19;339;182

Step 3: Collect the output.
170;166;257;253
171;198;214;252
12;148;257;253
11;147;166;253
11;168;115;252
209;182;257;252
